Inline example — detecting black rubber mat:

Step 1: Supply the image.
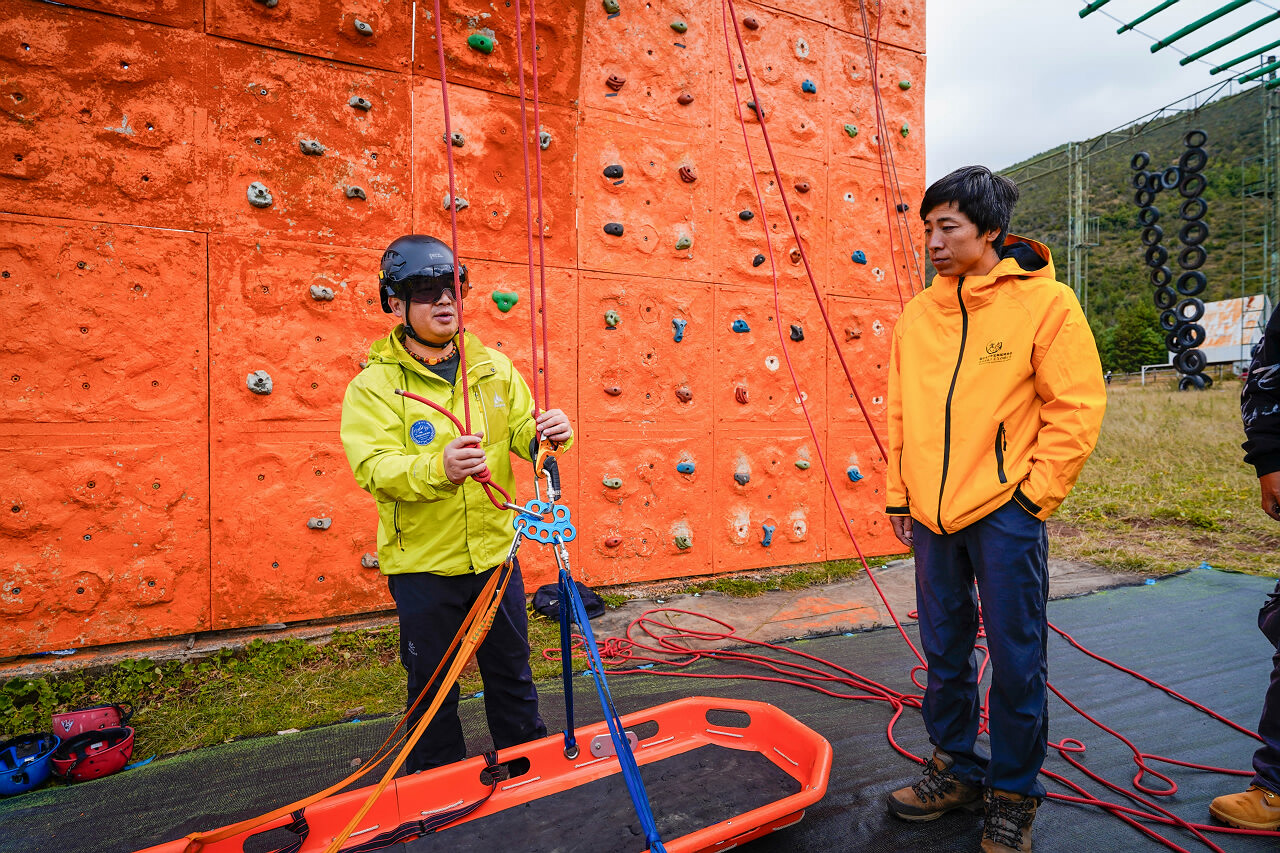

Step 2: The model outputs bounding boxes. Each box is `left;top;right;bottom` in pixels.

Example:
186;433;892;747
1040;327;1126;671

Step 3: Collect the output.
2;567;1277;853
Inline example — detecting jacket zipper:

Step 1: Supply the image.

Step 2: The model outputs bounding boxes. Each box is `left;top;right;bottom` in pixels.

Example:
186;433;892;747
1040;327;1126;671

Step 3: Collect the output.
394;501;403;550
937;277;968;533
995;421;1007;484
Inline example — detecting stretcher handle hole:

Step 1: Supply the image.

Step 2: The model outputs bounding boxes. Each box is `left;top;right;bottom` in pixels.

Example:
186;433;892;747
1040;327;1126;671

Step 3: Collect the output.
705;708;752;728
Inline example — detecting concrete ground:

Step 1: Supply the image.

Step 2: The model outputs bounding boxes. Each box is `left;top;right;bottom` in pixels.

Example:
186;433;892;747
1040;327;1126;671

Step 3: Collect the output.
589;558;1146;650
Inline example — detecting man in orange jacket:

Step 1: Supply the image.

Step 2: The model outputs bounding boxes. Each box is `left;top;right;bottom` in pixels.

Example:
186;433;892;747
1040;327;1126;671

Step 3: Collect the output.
884;166;1106;852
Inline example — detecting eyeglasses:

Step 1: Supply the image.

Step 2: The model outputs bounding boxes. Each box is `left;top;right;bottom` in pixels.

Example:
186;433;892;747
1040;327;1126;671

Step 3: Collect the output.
405;271;467;305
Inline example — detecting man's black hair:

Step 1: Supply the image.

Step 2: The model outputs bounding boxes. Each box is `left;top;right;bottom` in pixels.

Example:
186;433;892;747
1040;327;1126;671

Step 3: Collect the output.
919;165;1020;250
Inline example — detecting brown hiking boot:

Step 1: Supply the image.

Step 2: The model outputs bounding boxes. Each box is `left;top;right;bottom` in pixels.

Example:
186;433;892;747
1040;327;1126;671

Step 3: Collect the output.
1209;785;1280;830
887;749;982;821
980;789;1038;853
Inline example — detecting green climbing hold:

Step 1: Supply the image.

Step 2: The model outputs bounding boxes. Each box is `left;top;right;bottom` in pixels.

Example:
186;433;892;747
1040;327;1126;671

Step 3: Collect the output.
899;80;911;90
603;477;623;489
675;233;692;251
602;0;620;13
674;535;692;550
844;124;858;138
795;459;811;470
467;33;494;54
671;19;688;33
604;309;620;329
901;123;910;137
491;291;518;312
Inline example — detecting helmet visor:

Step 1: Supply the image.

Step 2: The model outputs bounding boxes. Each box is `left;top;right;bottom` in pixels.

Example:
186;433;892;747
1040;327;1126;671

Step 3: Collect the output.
404;267;468;304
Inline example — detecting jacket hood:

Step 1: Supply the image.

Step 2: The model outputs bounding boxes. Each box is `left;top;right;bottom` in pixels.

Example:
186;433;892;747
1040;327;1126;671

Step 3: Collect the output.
367;327;493;379
928;234;1056;310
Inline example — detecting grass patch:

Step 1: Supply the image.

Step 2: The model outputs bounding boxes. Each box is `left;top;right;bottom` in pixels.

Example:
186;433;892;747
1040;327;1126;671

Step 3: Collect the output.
8;382;1278;760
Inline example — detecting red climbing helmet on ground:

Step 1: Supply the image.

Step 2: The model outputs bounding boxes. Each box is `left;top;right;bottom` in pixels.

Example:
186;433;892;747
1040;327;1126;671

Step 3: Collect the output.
51;702;133;739
50;726;135;783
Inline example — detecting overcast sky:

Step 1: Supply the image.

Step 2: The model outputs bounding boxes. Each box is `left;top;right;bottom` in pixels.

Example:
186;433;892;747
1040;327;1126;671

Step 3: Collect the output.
924;0;1280;181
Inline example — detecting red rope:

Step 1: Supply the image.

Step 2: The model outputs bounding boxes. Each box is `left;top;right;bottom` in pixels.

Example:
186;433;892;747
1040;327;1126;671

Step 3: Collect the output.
431;0;472;436
396;389;515;510
525;0;553;410
719;0;920;666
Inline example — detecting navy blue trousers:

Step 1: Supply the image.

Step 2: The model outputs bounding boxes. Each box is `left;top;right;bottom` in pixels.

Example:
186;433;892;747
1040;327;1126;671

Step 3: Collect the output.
1251;579;1280;792
913;499;1050;798
387;560;546;773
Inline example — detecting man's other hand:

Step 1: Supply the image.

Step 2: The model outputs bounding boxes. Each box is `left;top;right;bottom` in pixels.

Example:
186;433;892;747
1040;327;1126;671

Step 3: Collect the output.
443;434;488;484
536;409;572;443
891;515;914;548
1261;471;1280;522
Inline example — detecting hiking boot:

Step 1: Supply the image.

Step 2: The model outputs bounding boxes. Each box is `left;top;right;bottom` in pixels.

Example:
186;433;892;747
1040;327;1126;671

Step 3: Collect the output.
980;789;1038;853
887;749;982;821
1209;785;1280;830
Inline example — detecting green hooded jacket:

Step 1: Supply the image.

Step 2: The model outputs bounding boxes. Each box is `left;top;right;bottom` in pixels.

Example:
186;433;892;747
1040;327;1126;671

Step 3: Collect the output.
340;327;572;576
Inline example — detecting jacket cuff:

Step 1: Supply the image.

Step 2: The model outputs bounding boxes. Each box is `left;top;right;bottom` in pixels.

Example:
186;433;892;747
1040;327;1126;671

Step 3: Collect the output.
1255;454;1280;479
422;454;460;494
885;505;911;516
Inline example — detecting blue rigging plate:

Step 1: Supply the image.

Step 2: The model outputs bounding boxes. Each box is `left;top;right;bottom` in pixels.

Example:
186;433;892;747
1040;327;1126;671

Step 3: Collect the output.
514;500;577;544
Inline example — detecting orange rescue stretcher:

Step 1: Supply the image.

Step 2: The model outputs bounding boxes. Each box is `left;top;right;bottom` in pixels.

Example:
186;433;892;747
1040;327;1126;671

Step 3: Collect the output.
135;696;831;853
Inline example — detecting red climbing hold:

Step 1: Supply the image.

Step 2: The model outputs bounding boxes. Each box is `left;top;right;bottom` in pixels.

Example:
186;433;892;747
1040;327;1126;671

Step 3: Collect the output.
606;74;626;91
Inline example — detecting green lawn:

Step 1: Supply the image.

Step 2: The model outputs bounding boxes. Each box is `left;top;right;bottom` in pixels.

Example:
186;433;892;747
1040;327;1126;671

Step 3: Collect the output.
4;379;1276;760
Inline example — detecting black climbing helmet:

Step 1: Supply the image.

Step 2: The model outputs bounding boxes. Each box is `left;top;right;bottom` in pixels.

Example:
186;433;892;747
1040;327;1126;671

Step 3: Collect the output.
378;234;469;313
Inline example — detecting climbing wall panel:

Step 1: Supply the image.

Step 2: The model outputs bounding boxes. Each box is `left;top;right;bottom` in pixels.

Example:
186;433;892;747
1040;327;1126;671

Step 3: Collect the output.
48;0;203;29
579;0;714;130
209;432;385;629
0;2;211;231
715;3;829;163
413;83;578;270
826;29;924;174
209;236;387;423
0;216;208;424
576;431;714;584
826;294;897;429
713;143;826;289
823;427;896;560
0;439;210;653
207;0;413;72
456;260;581;587
713;284;827;427
415;0;584;107
826;159;921;301
828;0;924;53
210;40;411;246
578;275;714;428
711;430;824;572
577;111;714;280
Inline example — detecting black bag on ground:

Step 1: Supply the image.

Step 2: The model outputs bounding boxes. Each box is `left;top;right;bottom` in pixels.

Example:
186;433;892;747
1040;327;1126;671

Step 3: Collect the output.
533;581;606;621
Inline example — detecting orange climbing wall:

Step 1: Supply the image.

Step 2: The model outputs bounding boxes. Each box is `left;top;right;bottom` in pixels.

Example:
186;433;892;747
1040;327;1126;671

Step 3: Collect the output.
0;0;922;655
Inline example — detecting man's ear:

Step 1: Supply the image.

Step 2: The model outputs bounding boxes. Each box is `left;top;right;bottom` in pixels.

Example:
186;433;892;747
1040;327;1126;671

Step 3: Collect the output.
985;229;1003;250
388;297;406;319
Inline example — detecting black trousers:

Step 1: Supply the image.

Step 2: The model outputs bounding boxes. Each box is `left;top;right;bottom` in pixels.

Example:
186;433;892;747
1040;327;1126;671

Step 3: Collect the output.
387;560;546;773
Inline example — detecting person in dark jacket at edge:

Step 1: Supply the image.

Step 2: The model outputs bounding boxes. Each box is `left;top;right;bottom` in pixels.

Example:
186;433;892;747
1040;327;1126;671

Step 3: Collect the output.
1209;305;1280;829
884;166;1107;853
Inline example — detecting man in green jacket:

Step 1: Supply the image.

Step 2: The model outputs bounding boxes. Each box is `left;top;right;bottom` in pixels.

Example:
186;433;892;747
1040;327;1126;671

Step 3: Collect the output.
341;234;572;772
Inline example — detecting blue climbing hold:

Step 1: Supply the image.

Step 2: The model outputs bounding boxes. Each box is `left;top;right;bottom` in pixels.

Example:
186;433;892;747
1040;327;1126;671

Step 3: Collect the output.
761;524;775;547
851;250;867;265
801;79;816;94
732;319;750;333
673;317;687;342
734;472;750;486
676;461;695;474
847;466;863;482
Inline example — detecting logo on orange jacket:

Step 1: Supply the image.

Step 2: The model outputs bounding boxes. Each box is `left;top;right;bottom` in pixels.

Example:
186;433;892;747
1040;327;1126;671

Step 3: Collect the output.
979;340;1012;365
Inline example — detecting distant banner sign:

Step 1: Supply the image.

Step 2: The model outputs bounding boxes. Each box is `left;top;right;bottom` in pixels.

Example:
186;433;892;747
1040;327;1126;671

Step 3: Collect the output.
1170;294;1270;366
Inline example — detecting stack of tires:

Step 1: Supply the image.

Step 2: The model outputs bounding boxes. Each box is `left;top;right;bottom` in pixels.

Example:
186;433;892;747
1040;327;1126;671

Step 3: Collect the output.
1131;129;1212;391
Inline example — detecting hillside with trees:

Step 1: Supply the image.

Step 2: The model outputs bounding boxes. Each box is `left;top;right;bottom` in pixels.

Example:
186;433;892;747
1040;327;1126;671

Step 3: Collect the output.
997;86;1270;373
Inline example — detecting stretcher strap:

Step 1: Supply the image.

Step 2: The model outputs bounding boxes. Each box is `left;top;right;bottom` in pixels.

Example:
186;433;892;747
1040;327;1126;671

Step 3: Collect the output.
321;560;517;853
178;560;515;853
277;753;503;853
560;568;667;853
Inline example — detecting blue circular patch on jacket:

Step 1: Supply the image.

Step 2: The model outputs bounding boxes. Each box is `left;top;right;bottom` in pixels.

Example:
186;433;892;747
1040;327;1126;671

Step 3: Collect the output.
410;420;436;446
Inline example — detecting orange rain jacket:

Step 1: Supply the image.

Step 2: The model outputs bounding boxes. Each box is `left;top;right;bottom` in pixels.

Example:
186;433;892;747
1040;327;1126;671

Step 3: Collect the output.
886;236;1106;535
